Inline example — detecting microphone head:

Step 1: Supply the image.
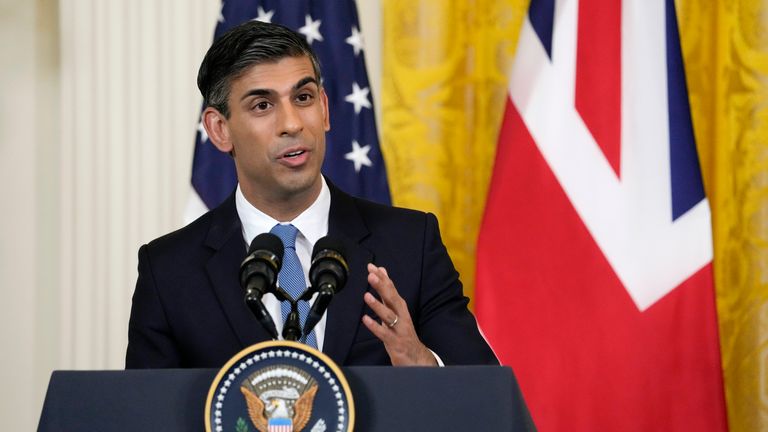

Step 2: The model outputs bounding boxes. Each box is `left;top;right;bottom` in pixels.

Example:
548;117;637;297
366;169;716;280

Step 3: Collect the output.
310;236;349;293
248;233;284;263
311;236;346;259
240;233;284;290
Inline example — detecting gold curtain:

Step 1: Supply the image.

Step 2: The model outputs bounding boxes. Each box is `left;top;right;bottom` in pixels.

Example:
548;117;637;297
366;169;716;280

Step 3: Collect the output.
381;0;528;304
678;1;768;431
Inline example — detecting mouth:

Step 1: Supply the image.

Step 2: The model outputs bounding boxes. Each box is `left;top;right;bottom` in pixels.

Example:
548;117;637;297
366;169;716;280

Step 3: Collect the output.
282;149;306;159
277;147;311;167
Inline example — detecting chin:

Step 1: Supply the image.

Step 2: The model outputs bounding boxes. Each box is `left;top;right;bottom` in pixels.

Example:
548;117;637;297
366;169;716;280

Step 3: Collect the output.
280;173;321;195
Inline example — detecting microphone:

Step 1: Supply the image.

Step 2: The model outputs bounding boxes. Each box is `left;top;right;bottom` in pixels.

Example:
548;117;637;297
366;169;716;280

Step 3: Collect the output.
239;233;284;339
304;236;349;336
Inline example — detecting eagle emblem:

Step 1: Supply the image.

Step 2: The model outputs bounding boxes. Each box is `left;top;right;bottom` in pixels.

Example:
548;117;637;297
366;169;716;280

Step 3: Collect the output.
204;342;353;432
240;365;319;432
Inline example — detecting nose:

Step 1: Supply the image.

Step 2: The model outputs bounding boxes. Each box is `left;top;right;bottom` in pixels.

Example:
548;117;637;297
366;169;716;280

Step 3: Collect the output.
277;101;303;137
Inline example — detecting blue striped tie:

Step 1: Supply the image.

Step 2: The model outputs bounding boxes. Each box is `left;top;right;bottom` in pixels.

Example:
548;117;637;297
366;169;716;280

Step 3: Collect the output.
270;224;318;348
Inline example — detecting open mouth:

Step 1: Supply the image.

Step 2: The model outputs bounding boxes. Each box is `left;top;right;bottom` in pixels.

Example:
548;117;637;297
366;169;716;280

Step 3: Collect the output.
283;150;306;159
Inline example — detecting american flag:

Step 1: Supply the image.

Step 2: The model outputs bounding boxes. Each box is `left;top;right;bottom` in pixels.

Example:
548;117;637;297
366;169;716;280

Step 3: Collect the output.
186;0;390;221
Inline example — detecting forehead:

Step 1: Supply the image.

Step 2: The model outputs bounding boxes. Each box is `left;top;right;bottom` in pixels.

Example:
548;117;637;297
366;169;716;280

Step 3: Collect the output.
229;55;317;95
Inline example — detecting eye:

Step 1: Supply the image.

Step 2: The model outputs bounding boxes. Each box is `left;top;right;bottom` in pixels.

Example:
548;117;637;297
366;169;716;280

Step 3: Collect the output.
295;92;314;104
253;101;272;111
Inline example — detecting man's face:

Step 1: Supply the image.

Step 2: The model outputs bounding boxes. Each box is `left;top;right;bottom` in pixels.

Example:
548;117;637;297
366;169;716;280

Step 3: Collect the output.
207;56;329;205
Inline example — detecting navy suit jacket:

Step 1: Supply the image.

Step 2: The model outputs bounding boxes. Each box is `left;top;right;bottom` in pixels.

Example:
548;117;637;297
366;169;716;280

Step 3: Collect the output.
126;182;497;368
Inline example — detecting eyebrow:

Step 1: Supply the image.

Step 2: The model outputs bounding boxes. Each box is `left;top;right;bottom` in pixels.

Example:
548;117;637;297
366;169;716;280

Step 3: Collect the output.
239;76;319;102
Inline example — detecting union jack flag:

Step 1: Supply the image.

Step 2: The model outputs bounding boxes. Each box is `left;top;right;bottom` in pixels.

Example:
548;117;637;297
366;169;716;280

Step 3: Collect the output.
186;0;390;221
477;0;727;430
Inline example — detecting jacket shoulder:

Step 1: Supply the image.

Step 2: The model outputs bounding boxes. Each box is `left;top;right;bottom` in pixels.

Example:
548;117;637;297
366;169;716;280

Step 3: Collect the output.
350;195;432;227
144;209;215;254
142;195;239;260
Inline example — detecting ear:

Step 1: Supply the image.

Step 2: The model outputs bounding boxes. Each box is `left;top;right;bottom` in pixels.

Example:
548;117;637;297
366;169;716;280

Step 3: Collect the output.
320;88;331;132
201;107;233;154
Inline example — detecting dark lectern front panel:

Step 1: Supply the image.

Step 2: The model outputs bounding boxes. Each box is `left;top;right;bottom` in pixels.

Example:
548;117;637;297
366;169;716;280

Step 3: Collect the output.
38;366;534;431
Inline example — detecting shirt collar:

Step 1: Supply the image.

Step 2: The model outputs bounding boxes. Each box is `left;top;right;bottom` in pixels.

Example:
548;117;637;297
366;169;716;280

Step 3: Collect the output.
235;177;331;247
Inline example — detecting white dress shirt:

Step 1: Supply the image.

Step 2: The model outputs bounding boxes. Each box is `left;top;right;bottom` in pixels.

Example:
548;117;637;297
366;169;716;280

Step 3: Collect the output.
235;178;331;350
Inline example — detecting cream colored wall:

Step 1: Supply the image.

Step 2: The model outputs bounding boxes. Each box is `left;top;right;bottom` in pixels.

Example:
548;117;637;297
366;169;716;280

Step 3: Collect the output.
0;2;46;431
0;1;62;429
0;0;382;429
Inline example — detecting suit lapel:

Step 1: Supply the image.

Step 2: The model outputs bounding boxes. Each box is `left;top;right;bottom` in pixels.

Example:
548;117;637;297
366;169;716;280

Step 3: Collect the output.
322;182;373;364
204;196;273;348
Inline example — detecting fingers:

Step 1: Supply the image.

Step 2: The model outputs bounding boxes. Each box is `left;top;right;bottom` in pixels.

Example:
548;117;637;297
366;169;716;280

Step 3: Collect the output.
362;314;395;343
366;263;402;310
361;297;436;366
361;263;435;366
365;263;406;329
363;264;404;344
364;292;398;329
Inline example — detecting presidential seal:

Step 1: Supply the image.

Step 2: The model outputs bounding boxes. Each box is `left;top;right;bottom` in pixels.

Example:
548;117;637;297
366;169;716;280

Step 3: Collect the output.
205;341;354;432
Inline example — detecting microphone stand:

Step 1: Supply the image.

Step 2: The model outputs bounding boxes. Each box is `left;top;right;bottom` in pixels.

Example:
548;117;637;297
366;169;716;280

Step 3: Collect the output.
283;300;302;342
244;293;278;339
300;284;329;338
272;286;311;342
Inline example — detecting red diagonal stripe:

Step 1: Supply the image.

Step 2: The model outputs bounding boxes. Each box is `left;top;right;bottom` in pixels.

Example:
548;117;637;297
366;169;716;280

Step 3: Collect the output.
576;0;622;177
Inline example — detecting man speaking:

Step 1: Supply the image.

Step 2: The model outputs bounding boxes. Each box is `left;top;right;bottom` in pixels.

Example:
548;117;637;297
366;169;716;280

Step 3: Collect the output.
126;20;497;368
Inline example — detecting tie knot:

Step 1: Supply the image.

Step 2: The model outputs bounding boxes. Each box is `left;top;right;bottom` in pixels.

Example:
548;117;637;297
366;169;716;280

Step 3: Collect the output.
270;223;298;248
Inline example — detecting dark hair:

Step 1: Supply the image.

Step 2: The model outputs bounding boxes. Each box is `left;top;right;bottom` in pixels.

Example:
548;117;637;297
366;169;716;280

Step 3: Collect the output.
197;20;322;118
